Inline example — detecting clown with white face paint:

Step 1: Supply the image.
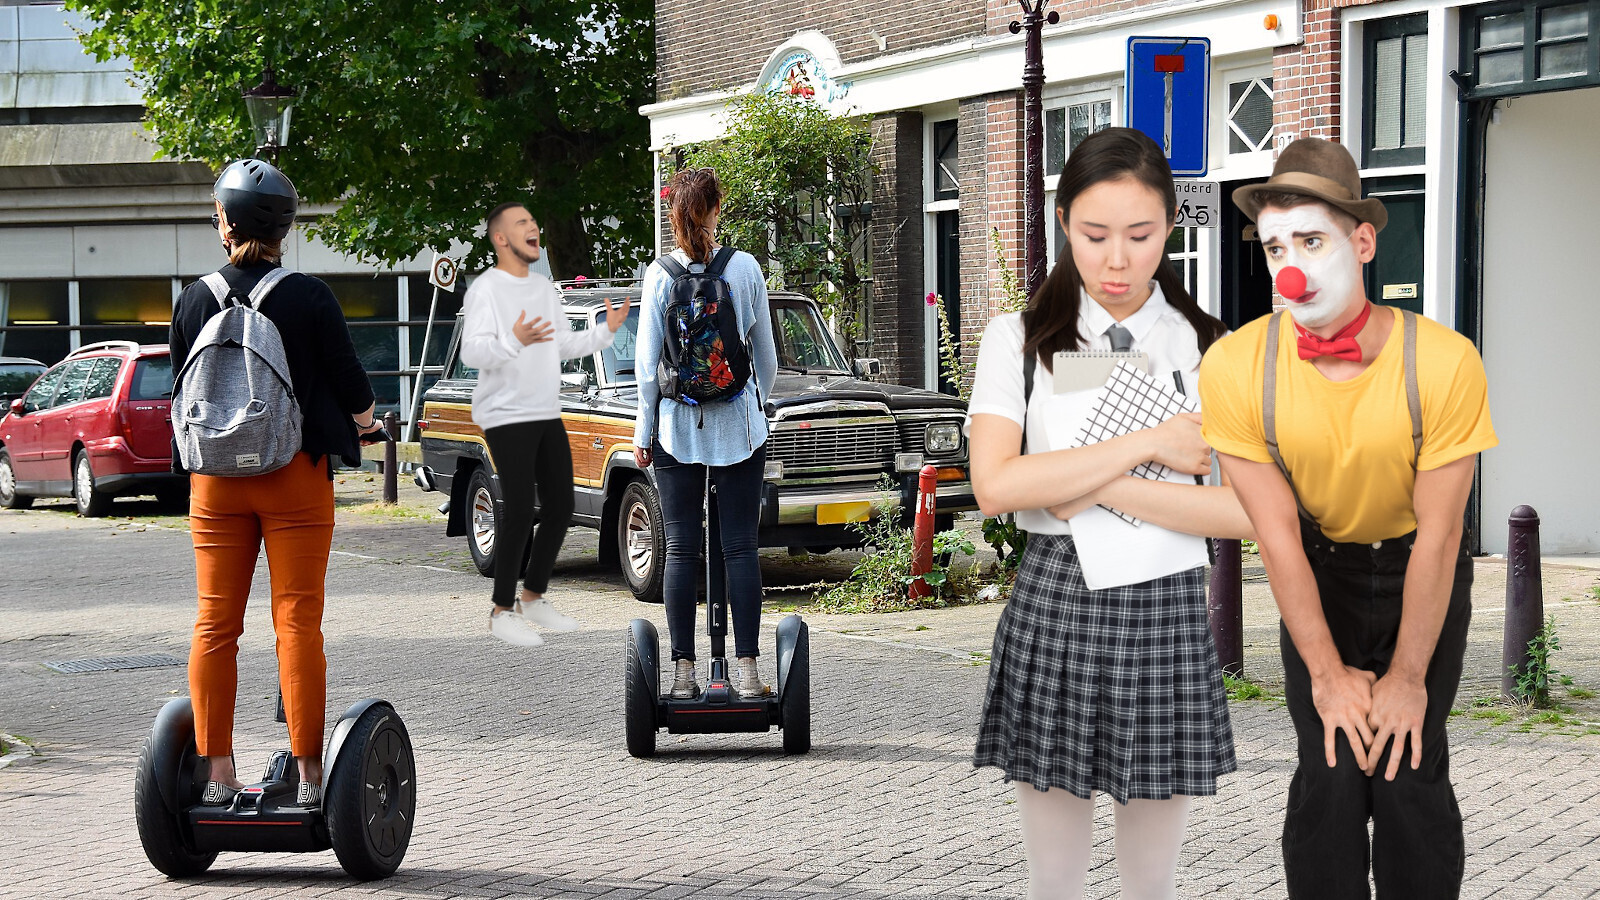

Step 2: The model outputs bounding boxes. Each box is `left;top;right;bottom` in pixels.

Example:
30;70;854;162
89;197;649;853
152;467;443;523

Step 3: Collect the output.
1200;139;1498;900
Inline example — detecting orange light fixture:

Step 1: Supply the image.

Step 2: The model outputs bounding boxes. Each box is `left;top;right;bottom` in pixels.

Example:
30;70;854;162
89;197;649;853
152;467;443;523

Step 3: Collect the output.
1264;14;1281;30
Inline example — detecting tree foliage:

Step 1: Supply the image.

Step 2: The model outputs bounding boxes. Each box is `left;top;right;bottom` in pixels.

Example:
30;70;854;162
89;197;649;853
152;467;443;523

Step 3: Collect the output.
68;0;655;279
677;93;875;342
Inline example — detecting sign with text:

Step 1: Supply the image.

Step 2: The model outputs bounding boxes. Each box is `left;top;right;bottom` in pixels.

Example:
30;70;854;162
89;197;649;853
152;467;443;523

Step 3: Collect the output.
1127;37;1211;177
1173;180;1219;228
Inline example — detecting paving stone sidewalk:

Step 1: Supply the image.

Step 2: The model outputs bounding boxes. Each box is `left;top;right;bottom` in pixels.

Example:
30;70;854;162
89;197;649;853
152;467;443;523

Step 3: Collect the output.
1;488;1596;899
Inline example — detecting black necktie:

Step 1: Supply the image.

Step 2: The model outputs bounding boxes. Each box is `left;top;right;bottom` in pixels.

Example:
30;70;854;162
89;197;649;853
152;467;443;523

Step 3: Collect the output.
1107;323;1133;352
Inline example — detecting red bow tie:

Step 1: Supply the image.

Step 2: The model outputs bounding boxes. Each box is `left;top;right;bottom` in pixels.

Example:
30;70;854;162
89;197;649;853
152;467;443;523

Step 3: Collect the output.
1295;303;1372;362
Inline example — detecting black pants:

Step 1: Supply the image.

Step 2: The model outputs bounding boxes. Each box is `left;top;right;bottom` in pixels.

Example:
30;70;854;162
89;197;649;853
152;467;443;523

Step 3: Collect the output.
1280;520;1473;900
482;419;574;608
653;441;765;661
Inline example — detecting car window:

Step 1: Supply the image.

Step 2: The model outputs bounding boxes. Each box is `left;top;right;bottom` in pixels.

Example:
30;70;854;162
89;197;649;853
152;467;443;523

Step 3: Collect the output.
600;305;640;384
0;364;44;400
52;359;97;406
84;357;123;401
129;357;173;400
771;303;849;373
561;316;597;380
22;363;69;412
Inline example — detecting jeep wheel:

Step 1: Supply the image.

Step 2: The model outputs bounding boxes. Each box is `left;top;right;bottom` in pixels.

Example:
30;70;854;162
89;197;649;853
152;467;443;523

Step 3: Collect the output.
618;480;664;604
466;467;499;577
0;449;32;510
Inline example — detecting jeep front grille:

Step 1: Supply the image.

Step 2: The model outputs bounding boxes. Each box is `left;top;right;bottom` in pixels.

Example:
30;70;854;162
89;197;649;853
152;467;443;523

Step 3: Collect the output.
769;420;896;474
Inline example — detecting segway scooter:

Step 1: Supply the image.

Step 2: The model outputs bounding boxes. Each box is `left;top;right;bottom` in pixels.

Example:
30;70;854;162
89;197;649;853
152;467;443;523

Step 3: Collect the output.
135;690;416;880
625;473;810;756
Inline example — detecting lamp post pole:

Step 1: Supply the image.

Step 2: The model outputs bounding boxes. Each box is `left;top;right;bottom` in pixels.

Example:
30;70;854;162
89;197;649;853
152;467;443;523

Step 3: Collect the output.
1011;0;1058;298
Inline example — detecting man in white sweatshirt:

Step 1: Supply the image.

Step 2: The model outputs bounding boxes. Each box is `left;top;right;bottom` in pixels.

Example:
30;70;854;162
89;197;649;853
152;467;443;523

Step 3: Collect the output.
460;202;626;646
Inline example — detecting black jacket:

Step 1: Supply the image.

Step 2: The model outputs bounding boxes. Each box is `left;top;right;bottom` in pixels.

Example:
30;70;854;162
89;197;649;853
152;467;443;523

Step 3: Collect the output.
169;262;376;474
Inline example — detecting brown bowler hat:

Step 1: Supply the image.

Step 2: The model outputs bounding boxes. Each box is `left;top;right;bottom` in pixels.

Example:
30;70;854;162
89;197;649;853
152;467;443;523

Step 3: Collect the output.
1232;138;1387;233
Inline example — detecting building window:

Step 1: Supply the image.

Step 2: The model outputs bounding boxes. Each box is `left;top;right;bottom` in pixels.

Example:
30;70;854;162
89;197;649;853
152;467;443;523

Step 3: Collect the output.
1045;99;1112;177
1227;77;1274;154
324;276;401;409
79;278;172;348
932;119;959;201
1166;227;1200;297
1365;15;1429;167
1465;0;1599;98
0;281;71;363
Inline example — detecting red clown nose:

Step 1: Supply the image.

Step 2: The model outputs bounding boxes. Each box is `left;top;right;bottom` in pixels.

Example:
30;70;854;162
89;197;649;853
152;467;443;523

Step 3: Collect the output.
1276;266;1308;300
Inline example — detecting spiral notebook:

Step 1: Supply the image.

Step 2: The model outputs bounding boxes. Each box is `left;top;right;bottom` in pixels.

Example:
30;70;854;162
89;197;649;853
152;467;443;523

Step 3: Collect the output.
1051;349;1151;393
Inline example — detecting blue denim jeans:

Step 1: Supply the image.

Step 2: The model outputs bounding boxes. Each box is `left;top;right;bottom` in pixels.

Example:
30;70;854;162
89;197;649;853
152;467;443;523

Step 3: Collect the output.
1280;520;1472;899
652;441;766;661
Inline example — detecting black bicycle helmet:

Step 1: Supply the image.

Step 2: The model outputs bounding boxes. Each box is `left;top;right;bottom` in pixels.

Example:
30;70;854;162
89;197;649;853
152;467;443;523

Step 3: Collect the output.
213;158;298;242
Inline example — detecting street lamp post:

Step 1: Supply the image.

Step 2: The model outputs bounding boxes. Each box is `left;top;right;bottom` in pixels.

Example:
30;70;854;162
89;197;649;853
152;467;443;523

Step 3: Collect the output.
1010;0;1058;298
243;64;298;162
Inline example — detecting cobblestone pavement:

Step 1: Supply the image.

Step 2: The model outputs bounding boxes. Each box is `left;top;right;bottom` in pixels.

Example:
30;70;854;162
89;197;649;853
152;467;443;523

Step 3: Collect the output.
2;484;1597;899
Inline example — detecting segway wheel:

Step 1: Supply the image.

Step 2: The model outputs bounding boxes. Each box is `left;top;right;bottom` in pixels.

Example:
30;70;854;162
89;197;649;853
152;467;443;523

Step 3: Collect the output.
625;624;658;758
134;701;216;877
325;703;415;880
781;626;811;755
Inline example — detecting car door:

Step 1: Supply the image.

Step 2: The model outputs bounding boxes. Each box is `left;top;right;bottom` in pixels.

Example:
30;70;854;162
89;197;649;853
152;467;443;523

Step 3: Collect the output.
559;312;600;515
122;354;174;461
6;361;69;480
37;358;96;483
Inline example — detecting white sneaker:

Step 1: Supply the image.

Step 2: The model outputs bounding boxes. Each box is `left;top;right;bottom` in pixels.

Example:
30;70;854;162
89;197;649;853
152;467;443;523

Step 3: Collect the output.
516;597;580;632
735;658;772;699
295;781;322;809
489;608;545;646
670;659;700;699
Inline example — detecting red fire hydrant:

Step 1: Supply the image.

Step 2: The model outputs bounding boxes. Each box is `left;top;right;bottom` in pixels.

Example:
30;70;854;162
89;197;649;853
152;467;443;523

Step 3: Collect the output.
908;464;938;600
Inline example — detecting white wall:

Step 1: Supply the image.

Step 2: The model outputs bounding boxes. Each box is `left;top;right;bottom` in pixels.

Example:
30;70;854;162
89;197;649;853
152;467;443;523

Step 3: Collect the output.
1479;87;1600;555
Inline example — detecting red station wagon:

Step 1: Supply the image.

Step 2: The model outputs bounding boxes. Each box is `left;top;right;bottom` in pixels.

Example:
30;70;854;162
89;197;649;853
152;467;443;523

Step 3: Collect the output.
0;341;187;516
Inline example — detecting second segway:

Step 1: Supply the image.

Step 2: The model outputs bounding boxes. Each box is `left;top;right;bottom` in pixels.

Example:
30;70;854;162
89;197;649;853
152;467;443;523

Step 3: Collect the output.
625;473;809;756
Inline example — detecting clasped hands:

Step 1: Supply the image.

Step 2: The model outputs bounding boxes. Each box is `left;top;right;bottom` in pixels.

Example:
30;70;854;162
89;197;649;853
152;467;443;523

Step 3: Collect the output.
1312;664;1429;781
1047;412;1213;519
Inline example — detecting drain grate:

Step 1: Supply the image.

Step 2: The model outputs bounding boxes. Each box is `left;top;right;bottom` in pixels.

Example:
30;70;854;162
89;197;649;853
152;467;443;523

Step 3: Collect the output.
43;653;183;674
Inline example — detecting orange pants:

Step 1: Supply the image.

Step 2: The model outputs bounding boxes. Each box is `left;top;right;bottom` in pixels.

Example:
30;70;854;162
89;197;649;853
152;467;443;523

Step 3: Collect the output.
188;453;333;759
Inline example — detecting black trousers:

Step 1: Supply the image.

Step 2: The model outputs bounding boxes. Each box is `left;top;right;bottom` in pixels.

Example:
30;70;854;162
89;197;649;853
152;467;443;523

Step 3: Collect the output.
1280;520;1473;900
482;419;574;607
653;441;766;662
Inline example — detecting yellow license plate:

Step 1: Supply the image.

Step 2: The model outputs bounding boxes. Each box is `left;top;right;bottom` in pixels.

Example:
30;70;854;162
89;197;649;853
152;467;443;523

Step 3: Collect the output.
816;501;873;525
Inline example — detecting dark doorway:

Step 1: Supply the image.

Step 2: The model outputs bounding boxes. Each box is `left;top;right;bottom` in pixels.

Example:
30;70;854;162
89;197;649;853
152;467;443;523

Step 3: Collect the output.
1220;177;1274;330
935;210;961;395
1364;175;1426;314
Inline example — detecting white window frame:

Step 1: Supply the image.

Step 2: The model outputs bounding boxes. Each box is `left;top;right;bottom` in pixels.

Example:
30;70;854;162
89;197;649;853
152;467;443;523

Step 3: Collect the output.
923;106;960;391
1043;84;1120;265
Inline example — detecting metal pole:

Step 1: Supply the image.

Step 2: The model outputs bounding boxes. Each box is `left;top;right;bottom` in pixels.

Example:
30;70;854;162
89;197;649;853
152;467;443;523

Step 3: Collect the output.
1502;505;1543;699
382;410;398;505
1011;0;1058;298
1208;539;1244;677
405;284;443;443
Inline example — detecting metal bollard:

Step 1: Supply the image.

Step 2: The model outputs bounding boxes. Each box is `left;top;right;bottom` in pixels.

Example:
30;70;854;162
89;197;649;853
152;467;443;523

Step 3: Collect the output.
907;464;938;600
382;410;398;505
1208;539;1244;677
1502;505;1543;699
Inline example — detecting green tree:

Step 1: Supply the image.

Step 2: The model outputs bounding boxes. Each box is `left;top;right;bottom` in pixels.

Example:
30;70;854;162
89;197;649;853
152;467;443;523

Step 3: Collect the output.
68;0;655;278
677;92;875;342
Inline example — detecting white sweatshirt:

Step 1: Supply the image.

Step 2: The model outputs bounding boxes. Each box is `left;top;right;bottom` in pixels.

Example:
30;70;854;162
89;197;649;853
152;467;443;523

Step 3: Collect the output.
459;268;615;430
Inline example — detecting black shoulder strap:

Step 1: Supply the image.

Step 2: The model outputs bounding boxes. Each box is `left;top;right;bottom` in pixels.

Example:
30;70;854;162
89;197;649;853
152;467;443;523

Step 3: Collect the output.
706;245;737;277
657;256;689;280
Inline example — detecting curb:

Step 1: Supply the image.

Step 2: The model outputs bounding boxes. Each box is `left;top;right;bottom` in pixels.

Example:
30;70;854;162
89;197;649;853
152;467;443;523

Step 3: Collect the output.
0;733;37;769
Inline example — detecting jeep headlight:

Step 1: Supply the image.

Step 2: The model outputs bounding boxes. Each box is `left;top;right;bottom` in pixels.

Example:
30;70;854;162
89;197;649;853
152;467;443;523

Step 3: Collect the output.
925;422;962;454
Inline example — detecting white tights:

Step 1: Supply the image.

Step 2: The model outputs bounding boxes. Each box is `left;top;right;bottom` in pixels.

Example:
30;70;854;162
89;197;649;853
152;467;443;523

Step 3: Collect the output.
1013;782;1191;900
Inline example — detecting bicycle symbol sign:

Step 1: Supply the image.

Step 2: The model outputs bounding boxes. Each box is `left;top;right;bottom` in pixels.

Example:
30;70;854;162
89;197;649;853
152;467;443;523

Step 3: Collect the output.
1173;180;1219;229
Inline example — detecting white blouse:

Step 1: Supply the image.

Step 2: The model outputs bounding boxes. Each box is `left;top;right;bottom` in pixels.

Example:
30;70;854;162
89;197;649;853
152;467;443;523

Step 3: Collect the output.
965;283;1206;535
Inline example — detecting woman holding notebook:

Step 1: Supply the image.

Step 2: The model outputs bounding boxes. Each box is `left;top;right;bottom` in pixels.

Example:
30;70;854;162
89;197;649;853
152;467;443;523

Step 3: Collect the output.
966;127;1253;900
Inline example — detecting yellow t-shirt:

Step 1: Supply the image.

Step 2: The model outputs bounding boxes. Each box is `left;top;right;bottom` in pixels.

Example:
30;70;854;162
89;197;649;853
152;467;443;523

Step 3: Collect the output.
1199;310;1497;544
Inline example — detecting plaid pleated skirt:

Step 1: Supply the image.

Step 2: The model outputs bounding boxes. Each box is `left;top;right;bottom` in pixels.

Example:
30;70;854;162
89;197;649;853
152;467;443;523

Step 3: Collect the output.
975;533;1237;803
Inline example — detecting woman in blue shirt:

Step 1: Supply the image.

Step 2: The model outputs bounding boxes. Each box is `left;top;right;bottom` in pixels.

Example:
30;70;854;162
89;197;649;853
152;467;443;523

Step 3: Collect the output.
632;167;779;701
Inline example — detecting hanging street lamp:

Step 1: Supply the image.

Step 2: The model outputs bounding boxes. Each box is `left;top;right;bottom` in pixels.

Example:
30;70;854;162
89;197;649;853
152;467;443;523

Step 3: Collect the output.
243;64;297;162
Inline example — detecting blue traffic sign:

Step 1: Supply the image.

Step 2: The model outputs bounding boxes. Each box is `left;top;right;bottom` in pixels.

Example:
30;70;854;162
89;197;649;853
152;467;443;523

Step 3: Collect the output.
1126;37;1211;177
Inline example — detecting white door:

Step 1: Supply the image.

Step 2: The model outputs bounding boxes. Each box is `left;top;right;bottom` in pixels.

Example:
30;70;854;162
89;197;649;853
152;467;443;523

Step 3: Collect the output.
1480;87;1600;554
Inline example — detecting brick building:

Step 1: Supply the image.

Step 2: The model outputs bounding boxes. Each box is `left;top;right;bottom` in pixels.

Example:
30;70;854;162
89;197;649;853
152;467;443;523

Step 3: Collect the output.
644;0;1600;554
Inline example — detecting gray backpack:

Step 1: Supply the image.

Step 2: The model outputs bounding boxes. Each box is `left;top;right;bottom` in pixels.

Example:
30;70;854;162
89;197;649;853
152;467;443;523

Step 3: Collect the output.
172;268;303;476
